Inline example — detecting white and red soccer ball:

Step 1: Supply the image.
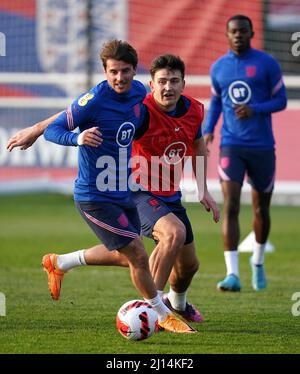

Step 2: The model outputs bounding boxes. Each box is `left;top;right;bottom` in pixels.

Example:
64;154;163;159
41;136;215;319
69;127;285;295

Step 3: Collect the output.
116;300;158;341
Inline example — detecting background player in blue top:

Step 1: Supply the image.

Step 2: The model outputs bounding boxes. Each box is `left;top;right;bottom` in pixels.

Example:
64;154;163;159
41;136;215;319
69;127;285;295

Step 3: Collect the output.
203;15;287;292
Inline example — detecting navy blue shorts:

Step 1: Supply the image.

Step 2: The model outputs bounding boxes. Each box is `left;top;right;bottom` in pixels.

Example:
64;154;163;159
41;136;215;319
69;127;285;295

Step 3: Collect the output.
219;146;276;192
132;191;194;245
75;200;141;251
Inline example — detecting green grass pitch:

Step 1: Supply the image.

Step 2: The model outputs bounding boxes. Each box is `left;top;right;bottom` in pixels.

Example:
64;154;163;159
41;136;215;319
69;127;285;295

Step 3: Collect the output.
0;193;299;354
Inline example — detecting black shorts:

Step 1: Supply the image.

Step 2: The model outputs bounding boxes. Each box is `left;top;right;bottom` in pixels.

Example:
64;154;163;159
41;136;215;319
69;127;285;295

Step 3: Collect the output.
132;191;194;245
219;146;276;192
75;200;141;251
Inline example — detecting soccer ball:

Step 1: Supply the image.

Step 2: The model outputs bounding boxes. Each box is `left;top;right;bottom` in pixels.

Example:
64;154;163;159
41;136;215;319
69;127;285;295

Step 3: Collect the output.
116;300;158;341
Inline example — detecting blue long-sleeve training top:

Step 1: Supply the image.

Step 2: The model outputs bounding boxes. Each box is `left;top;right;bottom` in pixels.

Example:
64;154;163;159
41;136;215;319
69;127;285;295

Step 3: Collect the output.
203;48;287;148
44;80;146;202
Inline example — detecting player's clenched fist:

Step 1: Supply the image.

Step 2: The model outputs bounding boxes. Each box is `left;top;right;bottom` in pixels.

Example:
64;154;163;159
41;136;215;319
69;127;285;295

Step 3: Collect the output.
77;127;103;147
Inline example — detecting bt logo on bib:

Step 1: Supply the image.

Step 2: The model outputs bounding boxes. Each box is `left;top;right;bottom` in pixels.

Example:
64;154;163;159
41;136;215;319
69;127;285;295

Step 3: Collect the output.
116;122;135;147
228;80;251;104
164;142;187;165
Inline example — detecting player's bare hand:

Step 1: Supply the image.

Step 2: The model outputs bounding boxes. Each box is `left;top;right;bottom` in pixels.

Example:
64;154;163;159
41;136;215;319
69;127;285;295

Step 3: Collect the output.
203;133;214;156
6;126;40;152
200;190;220;223
234;104;253;119
78;127;103;147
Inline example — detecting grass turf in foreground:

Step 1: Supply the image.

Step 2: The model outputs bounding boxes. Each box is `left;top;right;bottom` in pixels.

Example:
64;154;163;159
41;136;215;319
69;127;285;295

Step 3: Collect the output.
0;194;299;353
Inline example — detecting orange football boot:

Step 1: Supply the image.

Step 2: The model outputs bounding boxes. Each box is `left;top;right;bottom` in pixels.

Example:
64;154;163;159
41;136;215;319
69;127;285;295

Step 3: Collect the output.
42;253;65;300
158;313;197;333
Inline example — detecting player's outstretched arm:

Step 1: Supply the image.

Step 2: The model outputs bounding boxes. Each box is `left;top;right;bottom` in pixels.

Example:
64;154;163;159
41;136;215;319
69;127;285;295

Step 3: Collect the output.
192;137;220;223
6;111;63;152
200;190;220;223
203;133;214;156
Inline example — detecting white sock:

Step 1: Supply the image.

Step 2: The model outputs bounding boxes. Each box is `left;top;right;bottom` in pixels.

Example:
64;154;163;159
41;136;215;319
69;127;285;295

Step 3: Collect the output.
145;294;170;322
56;249;87;272
157;290;164;299
168;288;187;311
224;250;239;277
252;241;266;265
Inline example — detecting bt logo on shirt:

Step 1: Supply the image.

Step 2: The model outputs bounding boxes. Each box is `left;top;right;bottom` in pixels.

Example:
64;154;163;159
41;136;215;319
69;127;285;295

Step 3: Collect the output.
116;122;135;147
228;80;252;104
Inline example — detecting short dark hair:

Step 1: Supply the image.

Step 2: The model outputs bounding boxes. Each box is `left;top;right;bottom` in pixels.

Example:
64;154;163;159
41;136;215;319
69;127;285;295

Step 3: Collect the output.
227;14;253;31
100;39;138;70
150;54;185;80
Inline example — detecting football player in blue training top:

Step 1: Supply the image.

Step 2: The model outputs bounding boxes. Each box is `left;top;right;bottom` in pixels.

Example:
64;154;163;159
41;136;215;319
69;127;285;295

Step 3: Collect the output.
203;14;287;292
9;39;196;334
7;51;220;327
